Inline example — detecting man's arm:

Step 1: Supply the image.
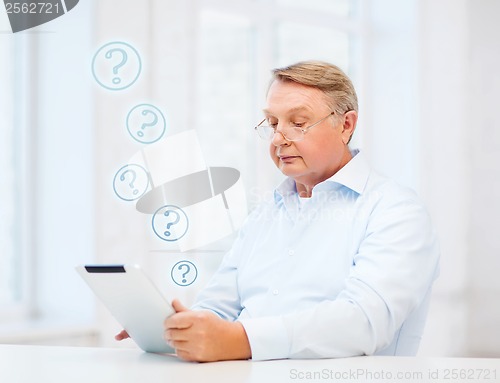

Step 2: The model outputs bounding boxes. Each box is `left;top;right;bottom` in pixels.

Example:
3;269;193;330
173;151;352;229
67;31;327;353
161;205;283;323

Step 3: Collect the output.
160;210;260;361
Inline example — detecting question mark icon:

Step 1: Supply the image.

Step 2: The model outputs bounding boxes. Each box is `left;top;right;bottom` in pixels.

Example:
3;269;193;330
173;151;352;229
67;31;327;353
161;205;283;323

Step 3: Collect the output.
113;164;150;201
105;48;128;85
92;41;142;91
126;104;167;144
171;261;197;286
137;109;159;137
119;169;139;195
152;205;189;242
163;209;180;237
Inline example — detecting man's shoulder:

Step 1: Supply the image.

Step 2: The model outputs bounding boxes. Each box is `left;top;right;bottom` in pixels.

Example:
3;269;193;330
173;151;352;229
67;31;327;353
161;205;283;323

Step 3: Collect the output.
366;169;416;192
363;169;423;209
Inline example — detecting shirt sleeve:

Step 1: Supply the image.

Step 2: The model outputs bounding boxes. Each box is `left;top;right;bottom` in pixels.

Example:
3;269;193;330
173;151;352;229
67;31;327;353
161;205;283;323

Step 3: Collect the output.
240;187;440;360
190;249;242;321
190;208;256;320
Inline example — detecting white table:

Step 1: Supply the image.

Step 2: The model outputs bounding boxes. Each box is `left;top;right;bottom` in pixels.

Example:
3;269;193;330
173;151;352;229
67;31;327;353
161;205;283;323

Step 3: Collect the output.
0;344;498;383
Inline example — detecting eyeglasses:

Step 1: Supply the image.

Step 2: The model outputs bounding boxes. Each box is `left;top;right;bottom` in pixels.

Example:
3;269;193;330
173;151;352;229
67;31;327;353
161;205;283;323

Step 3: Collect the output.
254;111;335;142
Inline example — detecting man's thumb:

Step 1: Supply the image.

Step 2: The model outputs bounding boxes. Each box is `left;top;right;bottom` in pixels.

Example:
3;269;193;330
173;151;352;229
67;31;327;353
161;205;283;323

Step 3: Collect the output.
172;298;189;313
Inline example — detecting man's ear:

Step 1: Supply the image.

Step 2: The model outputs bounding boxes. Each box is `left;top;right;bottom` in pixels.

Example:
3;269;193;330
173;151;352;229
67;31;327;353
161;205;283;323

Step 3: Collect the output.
341;110;358;144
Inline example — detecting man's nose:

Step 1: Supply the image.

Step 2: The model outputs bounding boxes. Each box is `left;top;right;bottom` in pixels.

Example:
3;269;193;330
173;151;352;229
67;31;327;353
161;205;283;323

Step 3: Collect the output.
271;128;289;146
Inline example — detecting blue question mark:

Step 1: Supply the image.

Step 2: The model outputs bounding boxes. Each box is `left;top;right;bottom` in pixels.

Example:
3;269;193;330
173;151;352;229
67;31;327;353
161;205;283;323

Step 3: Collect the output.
178;264;191;284
120;169;139;195
164;209;181;237
137;109;159;137
105;48;128;85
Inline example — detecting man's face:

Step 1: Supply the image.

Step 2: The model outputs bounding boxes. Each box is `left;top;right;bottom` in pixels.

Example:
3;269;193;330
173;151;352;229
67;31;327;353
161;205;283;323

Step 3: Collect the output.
265;80;354;190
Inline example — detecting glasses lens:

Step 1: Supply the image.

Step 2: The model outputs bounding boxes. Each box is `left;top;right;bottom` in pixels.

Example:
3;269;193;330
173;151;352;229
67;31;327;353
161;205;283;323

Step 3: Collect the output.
256;126;275;140
282;127;303;141
255;126;305;141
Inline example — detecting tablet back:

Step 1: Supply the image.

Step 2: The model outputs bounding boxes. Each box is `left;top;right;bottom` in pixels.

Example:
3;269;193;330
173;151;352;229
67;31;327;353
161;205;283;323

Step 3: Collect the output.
76;264;175;353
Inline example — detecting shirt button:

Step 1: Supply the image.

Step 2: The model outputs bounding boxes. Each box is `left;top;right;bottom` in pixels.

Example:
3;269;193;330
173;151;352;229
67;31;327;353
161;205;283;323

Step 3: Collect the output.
288;249;295;256
272;289;279;295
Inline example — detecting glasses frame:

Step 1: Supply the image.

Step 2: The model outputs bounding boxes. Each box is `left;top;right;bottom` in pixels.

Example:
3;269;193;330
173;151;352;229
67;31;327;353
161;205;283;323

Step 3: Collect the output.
254;111;336;142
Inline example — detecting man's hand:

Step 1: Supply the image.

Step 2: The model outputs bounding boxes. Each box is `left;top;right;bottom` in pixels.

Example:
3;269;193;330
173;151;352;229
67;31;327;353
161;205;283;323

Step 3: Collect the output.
164;299;252;362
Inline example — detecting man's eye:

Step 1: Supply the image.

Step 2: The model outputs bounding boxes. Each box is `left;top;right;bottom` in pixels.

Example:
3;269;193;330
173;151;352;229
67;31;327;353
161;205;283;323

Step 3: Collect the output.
268;122;278;128
293;122;305;128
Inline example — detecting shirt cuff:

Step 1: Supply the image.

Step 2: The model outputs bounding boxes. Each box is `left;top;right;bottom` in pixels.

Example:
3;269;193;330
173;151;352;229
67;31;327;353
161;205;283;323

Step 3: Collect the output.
238;316;290;361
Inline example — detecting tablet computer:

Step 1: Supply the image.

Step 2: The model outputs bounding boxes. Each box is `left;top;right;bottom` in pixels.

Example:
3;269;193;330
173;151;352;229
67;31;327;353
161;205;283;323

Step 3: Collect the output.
76;264;175;354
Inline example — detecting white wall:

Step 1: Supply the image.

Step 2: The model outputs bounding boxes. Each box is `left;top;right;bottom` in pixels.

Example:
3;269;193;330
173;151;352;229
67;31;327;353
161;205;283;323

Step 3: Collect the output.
416;0;470;356
466;0;500;357
417;0;500;357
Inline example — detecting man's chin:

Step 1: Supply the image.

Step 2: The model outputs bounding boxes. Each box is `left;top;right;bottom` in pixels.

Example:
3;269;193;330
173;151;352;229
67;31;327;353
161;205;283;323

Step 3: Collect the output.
278;164;302;177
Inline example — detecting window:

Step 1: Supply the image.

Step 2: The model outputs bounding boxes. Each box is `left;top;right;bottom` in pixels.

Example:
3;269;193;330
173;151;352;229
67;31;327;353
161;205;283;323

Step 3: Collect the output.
0;15;30;322
0;2;95;331
0;15;17;312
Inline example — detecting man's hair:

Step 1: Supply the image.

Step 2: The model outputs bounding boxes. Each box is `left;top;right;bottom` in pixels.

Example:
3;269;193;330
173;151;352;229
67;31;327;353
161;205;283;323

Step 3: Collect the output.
271;61;358;115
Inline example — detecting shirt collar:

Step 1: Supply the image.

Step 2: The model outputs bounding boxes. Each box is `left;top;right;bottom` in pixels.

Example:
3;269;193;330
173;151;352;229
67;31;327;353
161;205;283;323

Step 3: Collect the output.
326;149;370;194
274;149;370;203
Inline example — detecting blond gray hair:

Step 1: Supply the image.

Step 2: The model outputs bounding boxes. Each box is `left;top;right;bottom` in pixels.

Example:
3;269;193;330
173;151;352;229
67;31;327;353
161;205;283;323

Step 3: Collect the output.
271;61;358;115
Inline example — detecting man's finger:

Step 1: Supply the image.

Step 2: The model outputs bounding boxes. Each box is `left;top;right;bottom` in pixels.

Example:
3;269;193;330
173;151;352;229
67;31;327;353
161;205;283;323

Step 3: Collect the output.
172;298;189;313
175;348;194;362
115;330;130;341
164;311;194;329
164;328;191;343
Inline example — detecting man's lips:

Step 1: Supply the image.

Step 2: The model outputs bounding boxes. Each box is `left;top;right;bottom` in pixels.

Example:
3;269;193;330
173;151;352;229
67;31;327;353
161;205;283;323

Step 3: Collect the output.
278;155;300;162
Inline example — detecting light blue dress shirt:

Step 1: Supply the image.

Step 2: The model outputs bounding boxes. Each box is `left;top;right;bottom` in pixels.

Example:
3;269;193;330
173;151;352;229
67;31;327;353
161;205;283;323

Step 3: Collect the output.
192;150;440;360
